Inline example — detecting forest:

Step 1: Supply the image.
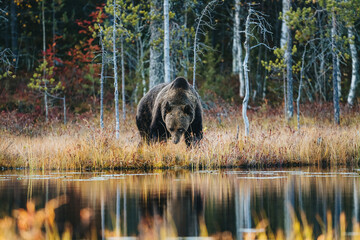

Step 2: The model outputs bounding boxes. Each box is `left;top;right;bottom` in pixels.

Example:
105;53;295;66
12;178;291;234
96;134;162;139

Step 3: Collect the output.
1;1;360;239
0;0;360;169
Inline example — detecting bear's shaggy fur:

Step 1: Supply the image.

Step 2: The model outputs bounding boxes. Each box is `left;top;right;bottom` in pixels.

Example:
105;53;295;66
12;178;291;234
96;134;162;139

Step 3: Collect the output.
136;77;203;146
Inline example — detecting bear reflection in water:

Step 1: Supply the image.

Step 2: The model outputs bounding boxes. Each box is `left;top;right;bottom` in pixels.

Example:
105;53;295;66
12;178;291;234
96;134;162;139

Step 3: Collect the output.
138;189;205;238
136;77;203;147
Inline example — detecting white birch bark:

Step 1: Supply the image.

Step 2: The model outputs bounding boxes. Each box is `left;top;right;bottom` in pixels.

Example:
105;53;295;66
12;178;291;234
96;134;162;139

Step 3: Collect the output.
242;6;251;137
347;27;358;105
337;55;341;97
140;38;146;96
42;0;48;122
193;15;201;88
121;33;126;121
331;11;340;125
63;96;66;125
113;0;120;138
286;27;293;119
234;0;244;98
297;46;306;131
281;0;293;119
280;0;289;49
164;0;171;83
100;28;105;129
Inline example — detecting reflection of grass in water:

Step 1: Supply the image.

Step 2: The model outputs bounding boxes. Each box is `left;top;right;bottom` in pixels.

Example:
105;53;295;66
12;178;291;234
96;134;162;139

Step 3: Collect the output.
0;196;71;240
0;105;360;169
0;197;360;239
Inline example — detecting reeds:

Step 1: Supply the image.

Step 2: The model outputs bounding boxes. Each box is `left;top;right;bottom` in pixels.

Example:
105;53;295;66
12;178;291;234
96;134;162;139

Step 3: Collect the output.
1;104;359;170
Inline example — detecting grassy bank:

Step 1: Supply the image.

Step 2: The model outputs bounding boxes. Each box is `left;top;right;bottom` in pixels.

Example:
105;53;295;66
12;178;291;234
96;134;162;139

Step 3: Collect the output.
0;103;359;170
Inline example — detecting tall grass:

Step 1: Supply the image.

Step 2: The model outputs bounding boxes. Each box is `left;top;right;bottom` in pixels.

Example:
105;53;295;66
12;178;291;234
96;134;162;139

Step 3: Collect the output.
0;103;359;169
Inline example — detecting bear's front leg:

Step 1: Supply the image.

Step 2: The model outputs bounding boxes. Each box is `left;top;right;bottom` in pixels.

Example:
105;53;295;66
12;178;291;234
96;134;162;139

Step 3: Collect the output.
150;126;169;144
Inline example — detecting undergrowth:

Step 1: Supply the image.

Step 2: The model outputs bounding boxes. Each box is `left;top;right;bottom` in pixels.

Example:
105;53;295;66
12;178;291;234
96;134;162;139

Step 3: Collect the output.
0;103;359;170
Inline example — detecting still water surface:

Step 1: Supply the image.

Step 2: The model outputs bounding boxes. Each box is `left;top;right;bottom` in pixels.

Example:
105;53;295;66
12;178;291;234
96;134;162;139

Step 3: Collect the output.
0;168;359;239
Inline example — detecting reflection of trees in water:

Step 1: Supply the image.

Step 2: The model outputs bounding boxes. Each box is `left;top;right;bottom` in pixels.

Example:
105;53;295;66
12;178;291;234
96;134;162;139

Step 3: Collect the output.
0;170;359;238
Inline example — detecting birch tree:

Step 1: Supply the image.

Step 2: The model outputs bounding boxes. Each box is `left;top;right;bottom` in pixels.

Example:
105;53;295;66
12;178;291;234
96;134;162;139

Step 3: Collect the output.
120;21;125;121
242;4;272;137
112;0;120;138
331;9;340;125
281;0;293;120
242;7;250;137
99;28;105;129
343;0;360;106
346;28;358;106
233;0;245;98
163;0;171;84
103;0;141;133
42;0;49;122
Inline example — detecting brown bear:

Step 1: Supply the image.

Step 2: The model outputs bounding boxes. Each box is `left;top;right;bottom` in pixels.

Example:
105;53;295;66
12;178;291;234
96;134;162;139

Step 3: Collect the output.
136;77;203;146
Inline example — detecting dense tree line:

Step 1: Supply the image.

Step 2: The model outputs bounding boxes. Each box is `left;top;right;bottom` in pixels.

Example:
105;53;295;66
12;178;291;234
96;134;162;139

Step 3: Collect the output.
0;0;359;125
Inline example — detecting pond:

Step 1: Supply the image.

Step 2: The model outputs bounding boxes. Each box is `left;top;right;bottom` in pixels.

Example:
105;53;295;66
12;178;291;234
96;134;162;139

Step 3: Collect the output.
0;168;359;239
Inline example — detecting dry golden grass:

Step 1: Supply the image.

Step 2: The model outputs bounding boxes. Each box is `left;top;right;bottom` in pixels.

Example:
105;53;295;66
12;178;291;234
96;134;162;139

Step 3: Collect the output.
0;104;359;170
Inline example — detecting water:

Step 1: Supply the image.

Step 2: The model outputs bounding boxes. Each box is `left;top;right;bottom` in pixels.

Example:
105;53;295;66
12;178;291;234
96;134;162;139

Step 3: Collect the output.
0;168;359;239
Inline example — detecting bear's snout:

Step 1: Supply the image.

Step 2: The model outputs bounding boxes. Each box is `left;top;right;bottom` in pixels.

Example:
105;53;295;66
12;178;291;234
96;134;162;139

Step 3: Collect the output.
171;132;182;144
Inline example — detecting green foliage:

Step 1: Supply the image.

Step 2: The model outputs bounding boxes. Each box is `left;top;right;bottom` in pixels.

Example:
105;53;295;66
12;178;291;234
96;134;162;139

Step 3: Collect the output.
28;60;64;94
0;70;15;80
102;0;143;48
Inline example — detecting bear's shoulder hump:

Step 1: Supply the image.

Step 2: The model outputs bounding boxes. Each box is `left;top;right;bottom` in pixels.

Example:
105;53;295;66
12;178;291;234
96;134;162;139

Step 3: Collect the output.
171;77;190;90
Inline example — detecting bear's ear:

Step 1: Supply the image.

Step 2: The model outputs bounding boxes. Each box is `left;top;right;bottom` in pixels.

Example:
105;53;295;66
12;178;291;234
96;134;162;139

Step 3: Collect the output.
183;104;193;116
171;77;189;90
165;101;172;114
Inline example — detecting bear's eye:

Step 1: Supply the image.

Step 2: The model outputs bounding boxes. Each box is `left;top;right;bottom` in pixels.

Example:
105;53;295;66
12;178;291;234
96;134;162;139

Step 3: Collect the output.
169;128;175;132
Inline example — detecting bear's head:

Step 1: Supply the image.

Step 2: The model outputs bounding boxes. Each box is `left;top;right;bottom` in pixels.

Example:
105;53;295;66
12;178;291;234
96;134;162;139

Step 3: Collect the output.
162;77;195;144
164;102;193;144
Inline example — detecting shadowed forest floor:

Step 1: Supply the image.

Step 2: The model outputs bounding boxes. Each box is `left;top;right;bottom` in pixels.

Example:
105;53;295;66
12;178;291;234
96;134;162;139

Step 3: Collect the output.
0;103;359;170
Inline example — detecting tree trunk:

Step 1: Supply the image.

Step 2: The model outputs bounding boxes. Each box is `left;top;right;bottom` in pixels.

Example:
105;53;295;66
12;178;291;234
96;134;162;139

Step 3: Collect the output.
234;0;244;98
347;26;358;106
280;0;289;49
164;0;171;83
262;50;267;100
100;28;105;129
331;11;340;125
149;0;163;89
336;55;341;97
281;0;293;120
113;0;120;138
63;96;66;125
286;27;293;120
242;6;251;137
42;0;48;122
297;46;306;131
316;13;327;101
121;34;126;120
